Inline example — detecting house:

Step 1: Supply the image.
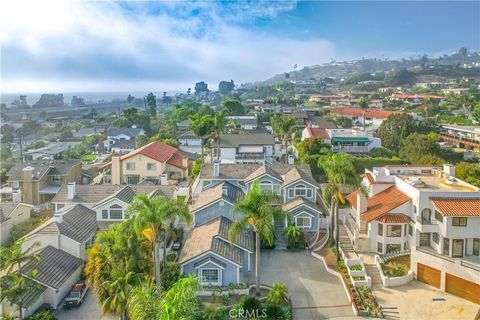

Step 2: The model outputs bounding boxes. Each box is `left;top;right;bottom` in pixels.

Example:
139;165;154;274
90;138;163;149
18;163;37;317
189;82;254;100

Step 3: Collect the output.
289;111;309;127
73;127;103;139
6;160;83;205
180;216;253;287
110;139;137;154
101;141;194;185
23;142;82;161
22;204;98;259
440;125;480;150
177;130;202;147
301;127;381;154
0;202;32;245
306;116;337;129
176;120;192;134
51;183;176;228
7;246;83;314
441;88;471;96
104;127;144;152
390;93;444;104
344;165;480;303
212;133;279;164
333;108;406;130
225;115;258;131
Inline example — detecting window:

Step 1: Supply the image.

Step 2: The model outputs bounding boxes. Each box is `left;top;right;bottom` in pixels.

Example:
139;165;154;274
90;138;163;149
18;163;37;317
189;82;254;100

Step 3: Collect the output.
272;184;281;195
377;242;383;253
288;189;294;198
295;184;306;196
421;169;431;174
473;238;479;256
260;181;272;193
404;242;409;250
404;225;407;236
200;268;220;285
452;217;467;227
52;175;63;182
109;204;123;220
126;163;135;170
203;180;212;187
102;209;108;219
408;224;413;236
435;211;443;223
433;233;439;244
295;216;312;228
421;208;431;222
307;189;313;198
443;237;450;255
378;223;383;236
387;225;402;237
147;163;156;170
126;175;140;185
452;239;464;258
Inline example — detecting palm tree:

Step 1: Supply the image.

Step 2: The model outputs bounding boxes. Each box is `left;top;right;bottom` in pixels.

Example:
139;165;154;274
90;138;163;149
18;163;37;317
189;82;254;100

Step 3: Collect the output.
422;98;435;118
318;153;358;261
127;276;201;320
284;225;302;248
189;114;214;156
127;195;191;290
229;180;282;296
0;238;40;275
211;110;226;162
358;96;370;131
101;267;141;320
271;115;297;163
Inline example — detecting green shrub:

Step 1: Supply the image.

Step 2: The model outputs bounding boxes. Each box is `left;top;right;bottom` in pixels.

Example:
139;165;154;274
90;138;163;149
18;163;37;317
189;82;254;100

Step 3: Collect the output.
160;261;181;291
336;260;346;271
266;282;288;306
358;285;370;296
196;306;227;320
386;265;406;277
350;264;363;271
25;310;56;320
242;296;262;312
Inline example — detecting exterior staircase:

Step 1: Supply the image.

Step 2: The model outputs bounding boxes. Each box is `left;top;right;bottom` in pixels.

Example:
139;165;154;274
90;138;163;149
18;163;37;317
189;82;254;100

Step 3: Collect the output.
274;221;286;250
338;224;355;257
380;305;400;319
365;263;383;288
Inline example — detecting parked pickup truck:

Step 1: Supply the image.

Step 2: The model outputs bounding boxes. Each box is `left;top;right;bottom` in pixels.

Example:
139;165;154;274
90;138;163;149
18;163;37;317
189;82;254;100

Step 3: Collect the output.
64;282;88;308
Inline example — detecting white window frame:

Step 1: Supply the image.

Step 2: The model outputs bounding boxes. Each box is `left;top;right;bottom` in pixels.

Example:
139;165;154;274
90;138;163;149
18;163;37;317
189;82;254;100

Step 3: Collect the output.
295;216;312;229
288;189;294;198
146;163;156;171
109;204;123;220
126;162;135;171
295;184;307;197
52;175;63;182
199;268;221;286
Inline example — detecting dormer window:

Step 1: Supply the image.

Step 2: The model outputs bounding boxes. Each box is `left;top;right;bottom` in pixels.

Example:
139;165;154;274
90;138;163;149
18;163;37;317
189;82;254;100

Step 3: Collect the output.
295;184;306;196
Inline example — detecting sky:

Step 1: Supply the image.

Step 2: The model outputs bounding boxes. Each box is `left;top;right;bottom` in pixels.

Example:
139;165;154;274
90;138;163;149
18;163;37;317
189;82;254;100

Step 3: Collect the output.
1;0;479;93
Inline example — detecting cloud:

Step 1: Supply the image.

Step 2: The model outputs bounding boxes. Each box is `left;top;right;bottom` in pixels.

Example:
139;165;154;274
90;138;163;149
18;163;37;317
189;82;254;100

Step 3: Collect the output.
0;0;334;92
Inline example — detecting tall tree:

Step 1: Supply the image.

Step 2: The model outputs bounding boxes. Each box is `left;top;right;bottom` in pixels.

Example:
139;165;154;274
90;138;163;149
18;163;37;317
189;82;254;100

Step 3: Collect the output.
318;153;358;260
218;80;235;95
229;180;282;296
126;195;191;290
145;93;157;117
101;268;141;320
399;133;442;164
357;96;370;131
194;81;208;95
376;114;418;153
221;98;245;115
189;114;214;156
271;115;297;162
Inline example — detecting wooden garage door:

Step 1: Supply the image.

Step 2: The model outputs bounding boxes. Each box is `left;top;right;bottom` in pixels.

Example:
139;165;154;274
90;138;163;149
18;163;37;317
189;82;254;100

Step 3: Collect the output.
417;263;441;289
446;273;480;304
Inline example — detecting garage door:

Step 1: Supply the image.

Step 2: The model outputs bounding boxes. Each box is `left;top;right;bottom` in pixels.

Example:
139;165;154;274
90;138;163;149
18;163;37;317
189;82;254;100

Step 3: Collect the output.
446;273;480;304
417;263;441;289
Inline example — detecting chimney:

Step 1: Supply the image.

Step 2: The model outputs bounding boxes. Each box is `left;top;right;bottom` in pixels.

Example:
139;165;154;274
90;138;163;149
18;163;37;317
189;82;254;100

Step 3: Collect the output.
182;156;188;169
356;191;367;229
443;164;455;178
12;189;22;202
22;166;35;205
213;160;220;177
54;212;63;224
160;173;168;186
67;182;76;199
111;154;121;185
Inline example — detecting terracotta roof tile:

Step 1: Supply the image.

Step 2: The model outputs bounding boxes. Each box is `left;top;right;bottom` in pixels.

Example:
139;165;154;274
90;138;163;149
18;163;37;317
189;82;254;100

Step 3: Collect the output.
166;152;187;169
336;108;404;119
431;198;480;217
376;214;410;224
346;186;411;222
120;141;179;163
306;127;330;139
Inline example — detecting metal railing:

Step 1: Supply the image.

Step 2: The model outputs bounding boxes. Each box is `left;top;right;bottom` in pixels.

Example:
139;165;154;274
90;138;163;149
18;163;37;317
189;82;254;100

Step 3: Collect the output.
460;259;480;272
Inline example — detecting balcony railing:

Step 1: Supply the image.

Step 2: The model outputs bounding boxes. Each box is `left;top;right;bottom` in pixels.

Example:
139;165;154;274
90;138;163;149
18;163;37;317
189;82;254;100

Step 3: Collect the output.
415;215;438;225
417;246;480;271
331;146;369;153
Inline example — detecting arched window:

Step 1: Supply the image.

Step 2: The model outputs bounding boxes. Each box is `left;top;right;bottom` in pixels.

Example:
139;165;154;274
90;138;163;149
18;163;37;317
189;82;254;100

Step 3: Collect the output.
259;180;272;193
109;204;123;220
421;208;431;222
295;184;306;196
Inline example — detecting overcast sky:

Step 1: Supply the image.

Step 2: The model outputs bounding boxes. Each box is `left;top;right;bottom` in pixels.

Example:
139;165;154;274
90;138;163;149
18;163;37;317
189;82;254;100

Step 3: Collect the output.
1;1;479;93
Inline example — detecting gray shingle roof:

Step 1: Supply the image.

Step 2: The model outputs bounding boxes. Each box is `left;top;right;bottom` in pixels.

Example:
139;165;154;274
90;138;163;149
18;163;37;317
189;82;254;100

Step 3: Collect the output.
211;237;244;265
1;276;46;308
0;202;20;223
191;182;244;212
218;133;275;148
7;160;81;181
111;139;136;149
21;246;83;289
245;164;283;183
58;205;98;243
217;216;253;252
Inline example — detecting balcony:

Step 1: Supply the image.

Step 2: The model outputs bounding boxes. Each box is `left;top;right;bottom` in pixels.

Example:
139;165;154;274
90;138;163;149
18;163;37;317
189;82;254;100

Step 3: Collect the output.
417;246;480;272
415;216;439;233
440;132;480;148
331;145;369;153
235;153;265;164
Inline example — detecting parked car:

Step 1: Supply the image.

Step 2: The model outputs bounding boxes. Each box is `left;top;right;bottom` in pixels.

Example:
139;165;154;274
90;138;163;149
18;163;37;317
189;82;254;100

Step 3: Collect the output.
64;282;89;308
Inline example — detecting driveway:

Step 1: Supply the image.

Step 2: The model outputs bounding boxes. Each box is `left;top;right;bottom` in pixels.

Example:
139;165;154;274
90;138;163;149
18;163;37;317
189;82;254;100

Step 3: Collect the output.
374;280;479;320
55;290;115;320
260;250;354;320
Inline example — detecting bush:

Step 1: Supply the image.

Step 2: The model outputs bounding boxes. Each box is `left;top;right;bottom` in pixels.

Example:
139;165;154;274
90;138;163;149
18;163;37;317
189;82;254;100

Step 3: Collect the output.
284;225;303;249
25;310;56;320
368;147;397;158
242;296;262;312
195;306;227;320
161;261;181;291
9;216;47;244
350;264;363;271
336;260;346;271
265;304;291;319
266;282;288;306
386;265;406;277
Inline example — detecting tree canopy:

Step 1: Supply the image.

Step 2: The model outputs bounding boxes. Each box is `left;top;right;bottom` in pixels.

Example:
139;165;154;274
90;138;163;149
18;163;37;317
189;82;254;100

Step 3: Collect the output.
221;98;245;115
399;133;442;164
376;114;418;153
218;80;235;95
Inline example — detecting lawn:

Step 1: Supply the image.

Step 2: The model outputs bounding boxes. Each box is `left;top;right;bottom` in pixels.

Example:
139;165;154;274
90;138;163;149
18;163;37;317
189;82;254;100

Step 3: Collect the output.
81;153;96;161
381;255;411;276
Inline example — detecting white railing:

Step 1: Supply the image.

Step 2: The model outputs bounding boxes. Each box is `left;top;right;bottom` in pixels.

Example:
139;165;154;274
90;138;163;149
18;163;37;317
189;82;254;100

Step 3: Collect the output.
332;146;369;153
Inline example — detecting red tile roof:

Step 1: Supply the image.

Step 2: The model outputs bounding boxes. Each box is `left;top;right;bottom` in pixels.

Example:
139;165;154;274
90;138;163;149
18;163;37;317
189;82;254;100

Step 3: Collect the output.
376;214;410;224
166;152;187;169
391;93;443;100
306;127;330;140
335;108;404;119
431;198;480;217
361;172;374;184
346;186;411;222
120;141;180;163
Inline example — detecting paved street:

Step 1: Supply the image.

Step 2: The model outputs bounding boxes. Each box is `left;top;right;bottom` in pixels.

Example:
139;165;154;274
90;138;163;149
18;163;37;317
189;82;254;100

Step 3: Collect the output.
260;250;354;320
55;290;114;320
